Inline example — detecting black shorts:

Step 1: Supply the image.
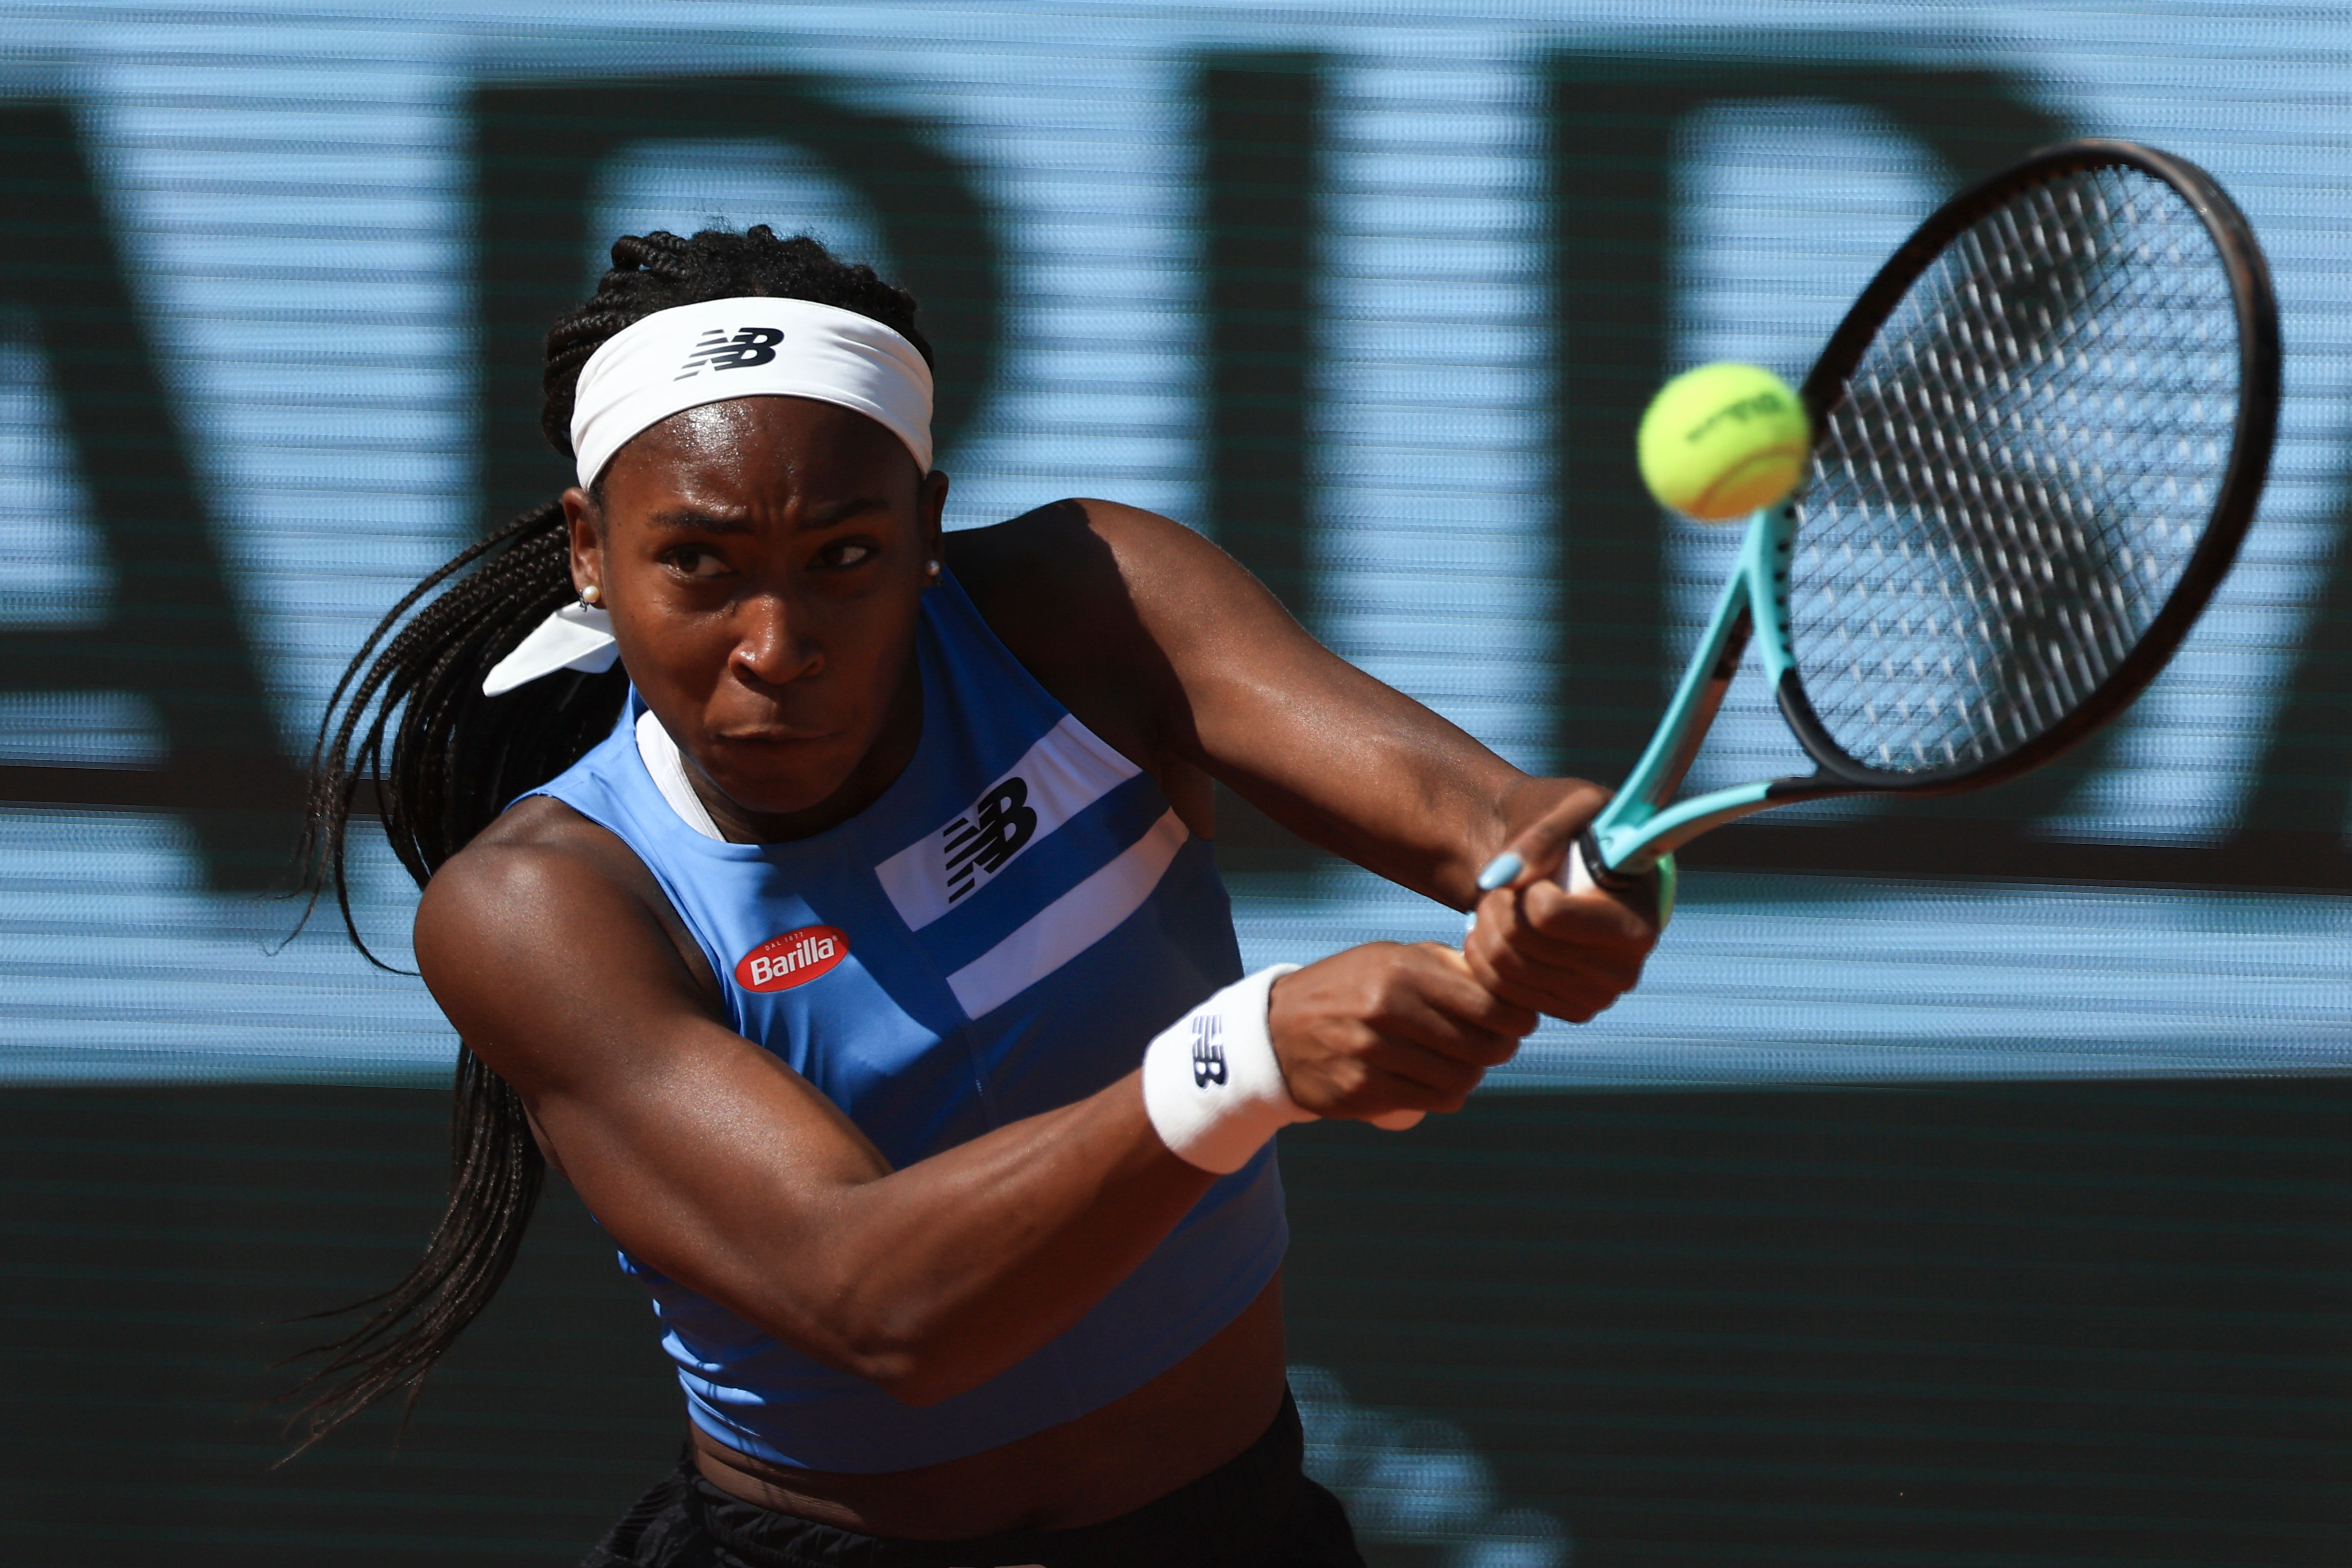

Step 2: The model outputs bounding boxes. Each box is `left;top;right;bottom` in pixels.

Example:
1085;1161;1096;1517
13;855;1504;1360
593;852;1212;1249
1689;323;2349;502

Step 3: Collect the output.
583;1389;1363;1568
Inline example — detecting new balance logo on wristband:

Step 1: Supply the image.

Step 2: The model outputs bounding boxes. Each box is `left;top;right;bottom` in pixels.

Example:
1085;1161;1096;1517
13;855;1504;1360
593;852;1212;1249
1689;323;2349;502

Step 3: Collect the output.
1191;1014;1228;1088
944;777;1038;902
1142;967;1307;1175
674;325;784;379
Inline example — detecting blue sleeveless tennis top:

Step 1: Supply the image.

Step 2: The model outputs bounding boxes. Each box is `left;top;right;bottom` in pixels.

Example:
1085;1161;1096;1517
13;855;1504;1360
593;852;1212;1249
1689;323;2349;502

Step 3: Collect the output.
529;571;1285;1473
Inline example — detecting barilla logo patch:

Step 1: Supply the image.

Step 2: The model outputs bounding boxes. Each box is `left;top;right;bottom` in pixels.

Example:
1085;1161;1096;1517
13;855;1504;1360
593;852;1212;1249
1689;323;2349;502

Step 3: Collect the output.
734;925;849;992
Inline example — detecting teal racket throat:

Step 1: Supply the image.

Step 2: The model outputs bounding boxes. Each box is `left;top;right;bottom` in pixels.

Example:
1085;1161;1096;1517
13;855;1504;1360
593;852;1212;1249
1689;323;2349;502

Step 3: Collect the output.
1586;499;1797;885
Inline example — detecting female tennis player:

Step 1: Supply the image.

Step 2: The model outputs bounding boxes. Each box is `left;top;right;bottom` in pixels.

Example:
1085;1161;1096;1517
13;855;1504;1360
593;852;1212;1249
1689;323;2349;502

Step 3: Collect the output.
296;225;1656;1568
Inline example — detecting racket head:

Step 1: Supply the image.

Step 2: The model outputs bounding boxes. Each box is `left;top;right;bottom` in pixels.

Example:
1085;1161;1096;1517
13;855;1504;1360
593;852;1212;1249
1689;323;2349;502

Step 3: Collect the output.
1773;138;2281;795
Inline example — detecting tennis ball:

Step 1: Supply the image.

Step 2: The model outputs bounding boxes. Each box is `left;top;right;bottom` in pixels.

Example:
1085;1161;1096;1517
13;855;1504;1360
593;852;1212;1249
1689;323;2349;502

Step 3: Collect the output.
1637;362;1811;522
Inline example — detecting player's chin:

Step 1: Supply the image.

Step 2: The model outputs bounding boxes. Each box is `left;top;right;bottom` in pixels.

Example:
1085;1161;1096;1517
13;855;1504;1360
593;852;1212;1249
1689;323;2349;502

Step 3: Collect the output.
700;734;865;813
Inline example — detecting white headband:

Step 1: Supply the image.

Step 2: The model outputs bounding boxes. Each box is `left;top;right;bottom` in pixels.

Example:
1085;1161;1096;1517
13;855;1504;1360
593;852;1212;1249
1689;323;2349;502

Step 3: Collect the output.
483;296;934;697
570;295;933;487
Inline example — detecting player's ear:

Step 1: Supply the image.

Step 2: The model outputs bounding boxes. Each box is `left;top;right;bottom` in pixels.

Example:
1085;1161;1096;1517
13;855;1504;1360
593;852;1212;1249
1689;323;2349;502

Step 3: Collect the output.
562;485;606;600
920;467;949;533
918;467;949;572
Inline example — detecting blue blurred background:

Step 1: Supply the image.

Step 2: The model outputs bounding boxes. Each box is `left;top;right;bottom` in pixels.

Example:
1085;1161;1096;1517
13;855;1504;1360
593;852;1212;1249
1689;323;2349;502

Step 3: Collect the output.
1;5;2347;1566
4;0;2351;1085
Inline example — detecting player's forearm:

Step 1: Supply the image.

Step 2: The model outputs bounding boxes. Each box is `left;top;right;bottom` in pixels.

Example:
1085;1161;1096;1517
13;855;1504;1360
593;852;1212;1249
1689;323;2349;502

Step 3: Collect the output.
1472;775;1607;887
1197;678;1526;904
749;1073;1214;1406
1240;738;1589;911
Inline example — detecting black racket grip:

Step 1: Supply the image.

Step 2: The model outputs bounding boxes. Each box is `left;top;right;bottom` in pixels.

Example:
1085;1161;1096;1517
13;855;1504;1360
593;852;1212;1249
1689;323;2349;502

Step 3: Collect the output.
1569;827;1670;929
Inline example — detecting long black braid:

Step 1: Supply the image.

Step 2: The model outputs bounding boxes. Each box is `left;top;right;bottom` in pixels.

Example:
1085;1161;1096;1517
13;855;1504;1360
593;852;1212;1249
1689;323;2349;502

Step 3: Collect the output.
285;226;931;1450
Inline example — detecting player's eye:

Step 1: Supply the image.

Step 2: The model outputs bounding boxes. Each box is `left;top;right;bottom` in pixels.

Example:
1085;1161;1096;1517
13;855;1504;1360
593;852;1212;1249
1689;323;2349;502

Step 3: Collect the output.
817;540;877;570
664;545;730;579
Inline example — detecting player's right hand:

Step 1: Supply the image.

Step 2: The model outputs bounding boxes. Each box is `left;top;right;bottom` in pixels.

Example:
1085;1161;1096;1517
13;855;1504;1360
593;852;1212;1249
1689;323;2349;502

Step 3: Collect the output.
1464;783;1661;1024
1266;942;1538;1122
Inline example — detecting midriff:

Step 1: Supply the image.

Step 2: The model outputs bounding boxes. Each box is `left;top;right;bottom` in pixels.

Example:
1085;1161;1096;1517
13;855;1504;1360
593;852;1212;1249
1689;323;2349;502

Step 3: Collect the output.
691;1272;1288;1539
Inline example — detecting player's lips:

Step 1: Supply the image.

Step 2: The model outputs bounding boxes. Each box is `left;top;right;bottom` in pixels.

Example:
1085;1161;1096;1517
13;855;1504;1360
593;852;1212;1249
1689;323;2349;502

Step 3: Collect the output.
710;726;843;746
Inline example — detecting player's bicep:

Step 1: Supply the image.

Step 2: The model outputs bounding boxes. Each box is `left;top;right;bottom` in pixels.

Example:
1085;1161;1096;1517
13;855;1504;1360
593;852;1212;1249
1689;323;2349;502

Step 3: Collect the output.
960;498;1392;811
1071;500;1520;878
413;845;887;1323
1060;503;1423;763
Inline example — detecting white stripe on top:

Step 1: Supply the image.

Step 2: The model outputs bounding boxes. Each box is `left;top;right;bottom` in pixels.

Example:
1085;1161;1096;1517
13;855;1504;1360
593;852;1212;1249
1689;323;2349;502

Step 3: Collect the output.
944;808;1189;1020
638;710;724;840
875;714;1141;931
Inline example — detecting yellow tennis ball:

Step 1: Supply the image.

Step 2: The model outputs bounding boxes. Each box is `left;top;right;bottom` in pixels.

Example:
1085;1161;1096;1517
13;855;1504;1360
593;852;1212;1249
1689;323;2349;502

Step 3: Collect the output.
1637;362;1811;522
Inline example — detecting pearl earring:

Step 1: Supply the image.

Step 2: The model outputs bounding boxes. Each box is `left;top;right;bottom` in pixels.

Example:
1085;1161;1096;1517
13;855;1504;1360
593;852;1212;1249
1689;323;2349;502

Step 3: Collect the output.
579;583;602;604
926;559;941;577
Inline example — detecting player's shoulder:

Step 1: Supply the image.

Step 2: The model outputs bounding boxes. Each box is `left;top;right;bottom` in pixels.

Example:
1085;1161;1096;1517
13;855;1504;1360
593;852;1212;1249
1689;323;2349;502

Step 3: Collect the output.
946;499;1225;744
439;792;633;884
947;496;1216;594
416;795;686;980
414;795;726;1089
948;497;1238;655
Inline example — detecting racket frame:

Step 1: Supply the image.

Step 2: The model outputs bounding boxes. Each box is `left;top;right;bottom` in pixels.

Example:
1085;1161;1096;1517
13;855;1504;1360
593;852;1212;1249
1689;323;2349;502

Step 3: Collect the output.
1780;138;2280;795
1577;137;2280;894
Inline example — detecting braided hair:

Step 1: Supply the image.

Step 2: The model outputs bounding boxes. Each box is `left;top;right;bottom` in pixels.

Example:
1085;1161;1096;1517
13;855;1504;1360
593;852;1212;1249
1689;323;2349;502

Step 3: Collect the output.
286;227;930;1450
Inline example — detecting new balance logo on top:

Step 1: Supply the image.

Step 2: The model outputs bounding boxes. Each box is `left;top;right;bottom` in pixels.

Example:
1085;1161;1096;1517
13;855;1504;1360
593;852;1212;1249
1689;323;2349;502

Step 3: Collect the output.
674;326;784;379
871;717;1144;934
943;776;1038;902
1191;1015;1228;1089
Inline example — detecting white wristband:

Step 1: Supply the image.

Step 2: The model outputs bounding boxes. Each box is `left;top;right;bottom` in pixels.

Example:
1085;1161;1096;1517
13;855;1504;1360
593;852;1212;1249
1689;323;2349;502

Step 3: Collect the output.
1140;964;1314;1174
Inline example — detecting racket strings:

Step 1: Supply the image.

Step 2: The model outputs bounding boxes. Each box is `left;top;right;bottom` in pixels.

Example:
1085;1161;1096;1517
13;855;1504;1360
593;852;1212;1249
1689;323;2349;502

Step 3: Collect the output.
1794;163;2240;773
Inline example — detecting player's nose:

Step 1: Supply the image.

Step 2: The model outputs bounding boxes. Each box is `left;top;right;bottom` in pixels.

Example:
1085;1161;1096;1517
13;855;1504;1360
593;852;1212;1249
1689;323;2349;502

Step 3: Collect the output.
728;592;823;688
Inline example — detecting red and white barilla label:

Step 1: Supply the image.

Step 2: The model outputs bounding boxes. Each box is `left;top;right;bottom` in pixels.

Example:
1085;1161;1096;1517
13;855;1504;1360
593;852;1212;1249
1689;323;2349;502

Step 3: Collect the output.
733;925;850;993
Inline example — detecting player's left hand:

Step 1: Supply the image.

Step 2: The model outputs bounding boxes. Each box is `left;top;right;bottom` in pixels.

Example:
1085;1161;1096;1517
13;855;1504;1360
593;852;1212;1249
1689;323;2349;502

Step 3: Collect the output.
1462;782;1659;1022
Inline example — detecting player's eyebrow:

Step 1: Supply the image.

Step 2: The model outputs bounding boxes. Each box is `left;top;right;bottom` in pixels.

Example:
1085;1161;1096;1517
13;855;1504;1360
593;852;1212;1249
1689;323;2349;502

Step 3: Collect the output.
797;495;894;530
640;497;892;534
641;507;754;535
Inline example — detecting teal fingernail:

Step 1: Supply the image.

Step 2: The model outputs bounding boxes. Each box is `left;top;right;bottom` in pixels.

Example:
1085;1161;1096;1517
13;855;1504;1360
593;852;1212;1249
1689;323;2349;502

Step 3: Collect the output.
1463;909;1479;936
1475;852;1522;891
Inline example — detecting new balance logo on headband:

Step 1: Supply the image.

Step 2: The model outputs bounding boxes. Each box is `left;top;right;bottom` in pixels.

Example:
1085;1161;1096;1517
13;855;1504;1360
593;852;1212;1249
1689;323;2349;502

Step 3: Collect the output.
673;326;784;379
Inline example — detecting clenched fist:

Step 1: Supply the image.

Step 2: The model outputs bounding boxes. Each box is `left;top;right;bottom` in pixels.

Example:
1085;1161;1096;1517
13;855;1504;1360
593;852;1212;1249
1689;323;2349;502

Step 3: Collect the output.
1464;782;1659;1023
1268;942;1537;1123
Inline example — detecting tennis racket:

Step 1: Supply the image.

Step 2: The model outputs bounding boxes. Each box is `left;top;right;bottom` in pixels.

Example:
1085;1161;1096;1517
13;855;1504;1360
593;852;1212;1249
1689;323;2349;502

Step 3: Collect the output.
1563;138;2281;920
